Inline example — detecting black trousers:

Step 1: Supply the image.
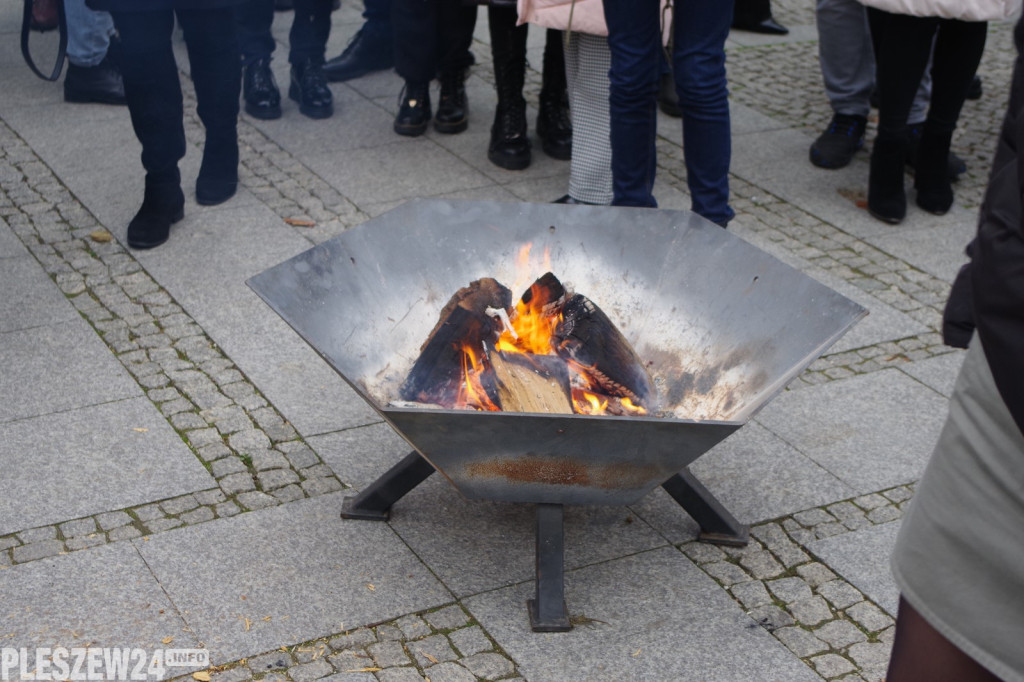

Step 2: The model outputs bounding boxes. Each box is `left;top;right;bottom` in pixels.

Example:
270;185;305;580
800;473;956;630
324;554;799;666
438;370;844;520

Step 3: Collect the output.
868;9;987;141
237;0;332;66
110;8;240;182
392;0;477;84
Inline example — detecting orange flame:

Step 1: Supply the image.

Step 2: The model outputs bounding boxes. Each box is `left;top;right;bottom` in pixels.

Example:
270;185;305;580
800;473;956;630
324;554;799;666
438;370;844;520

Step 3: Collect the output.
456;343;499;411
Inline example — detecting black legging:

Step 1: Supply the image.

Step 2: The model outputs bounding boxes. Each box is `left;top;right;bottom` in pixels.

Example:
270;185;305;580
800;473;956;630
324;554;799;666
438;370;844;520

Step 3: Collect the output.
867;9;987;142
110;8;240;182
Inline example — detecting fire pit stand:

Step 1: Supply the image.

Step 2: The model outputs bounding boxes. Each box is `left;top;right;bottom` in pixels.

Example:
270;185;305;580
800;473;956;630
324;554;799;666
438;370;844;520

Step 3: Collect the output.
247;199;866;634
338;449;748;631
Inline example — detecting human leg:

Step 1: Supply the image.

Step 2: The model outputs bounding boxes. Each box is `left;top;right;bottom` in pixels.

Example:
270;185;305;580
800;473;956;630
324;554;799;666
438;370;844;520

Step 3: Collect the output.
537;29;572;160
323;0;393;82
237;0;281;119
179;7;242;206
63;0;124;104
392;0;437;135
602;0;660;207
672;0;734;225
433;0;476;134
866;9;936;223
288;0;334;118
488;4;531;169
810;0;871;168
109;9;185;248
732;0;788;35
564;32;613;205
913;19;986;213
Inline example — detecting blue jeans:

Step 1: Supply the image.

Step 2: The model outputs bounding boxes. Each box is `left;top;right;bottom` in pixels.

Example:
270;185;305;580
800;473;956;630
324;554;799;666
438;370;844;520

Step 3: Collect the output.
65;0;114;67
603;0;734;225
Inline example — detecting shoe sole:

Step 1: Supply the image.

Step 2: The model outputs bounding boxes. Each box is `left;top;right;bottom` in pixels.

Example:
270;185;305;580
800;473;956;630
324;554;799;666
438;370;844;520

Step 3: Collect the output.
867;207;903;225
394;121;429;137
488;150;531;171
289;85;333;119
809;149;854;170
245;102;282;120
434;118;468;134
195;184;238;207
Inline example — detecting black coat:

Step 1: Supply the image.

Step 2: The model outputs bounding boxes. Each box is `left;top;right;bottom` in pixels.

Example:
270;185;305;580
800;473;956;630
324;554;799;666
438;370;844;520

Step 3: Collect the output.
946;16;1024;435
86;0;242;10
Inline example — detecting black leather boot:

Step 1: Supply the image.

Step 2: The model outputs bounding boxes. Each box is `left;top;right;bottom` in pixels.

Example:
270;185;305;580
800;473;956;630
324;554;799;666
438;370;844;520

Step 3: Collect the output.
64;54;126;105
732;0;789;34
128;170;185;250
488;7;531;170
867;133;907;224
196;128;239;206
435;68;468;134
394;81;431;136
914;128;954;215
289;57;334;119
537;29;571;160
243;57;282;120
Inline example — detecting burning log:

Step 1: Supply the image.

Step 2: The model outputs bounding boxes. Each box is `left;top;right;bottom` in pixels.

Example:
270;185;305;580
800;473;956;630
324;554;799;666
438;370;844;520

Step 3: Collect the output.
555;294;655;409
399;278;511;407
489;351;573;414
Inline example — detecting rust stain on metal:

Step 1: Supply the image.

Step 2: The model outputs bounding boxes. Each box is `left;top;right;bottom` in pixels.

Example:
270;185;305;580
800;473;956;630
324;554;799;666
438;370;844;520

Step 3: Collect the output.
466;456;662;489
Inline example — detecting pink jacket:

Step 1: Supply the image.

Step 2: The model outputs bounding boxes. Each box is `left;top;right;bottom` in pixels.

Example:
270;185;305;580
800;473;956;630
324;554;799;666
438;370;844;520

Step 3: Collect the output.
516;0;609;36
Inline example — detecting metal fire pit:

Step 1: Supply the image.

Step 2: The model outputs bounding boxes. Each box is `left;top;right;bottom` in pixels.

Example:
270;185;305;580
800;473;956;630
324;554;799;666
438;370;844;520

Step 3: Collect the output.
248;199;865;631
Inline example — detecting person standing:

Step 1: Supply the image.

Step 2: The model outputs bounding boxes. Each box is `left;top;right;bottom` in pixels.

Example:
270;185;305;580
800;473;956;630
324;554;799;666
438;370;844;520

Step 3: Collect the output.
237;0;335;120
602;0;734;226
63;0;125;105
85;0;243;249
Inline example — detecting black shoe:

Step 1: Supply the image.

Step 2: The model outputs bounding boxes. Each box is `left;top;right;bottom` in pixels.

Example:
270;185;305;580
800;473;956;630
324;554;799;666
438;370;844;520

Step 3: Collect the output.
196;135;238;207
434;69;468;134
906;124;966;181
127;177;185;250
966;74;982;100
323;25;394;83
63;55;126;105
489;100;531;170
537;90;572;160
732;16;789;34
289;58;333;119
867;135;907;224
810;113;867;169
553;194;596;205
243;57;282;120
394;82;431;136
658;72;681;118
914;129;954;215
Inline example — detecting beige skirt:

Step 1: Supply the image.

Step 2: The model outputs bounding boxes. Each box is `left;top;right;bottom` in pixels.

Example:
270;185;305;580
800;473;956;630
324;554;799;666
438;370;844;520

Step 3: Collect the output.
891;336;1024;682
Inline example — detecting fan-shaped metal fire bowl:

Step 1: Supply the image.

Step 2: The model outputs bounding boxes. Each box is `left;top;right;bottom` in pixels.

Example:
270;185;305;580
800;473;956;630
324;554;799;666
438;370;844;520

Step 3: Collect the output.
248;199;865;630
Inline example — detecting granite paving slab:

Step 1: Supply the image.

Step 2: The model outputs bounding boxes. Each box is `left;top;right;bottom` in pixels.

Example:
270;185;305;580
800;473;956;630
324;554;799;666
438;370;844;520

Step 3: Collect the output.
307;422;410;490
864;214;976;283
135;493;452;665
0;541;199;651
388;477;667;597
807;521;902;617
131;202;378;436
0;216;24;257
464;547;822;682
0;253;79;332
631;422;857;545
898;350;965;398
754;370;948;494
0;397;214;535
0;318;141;424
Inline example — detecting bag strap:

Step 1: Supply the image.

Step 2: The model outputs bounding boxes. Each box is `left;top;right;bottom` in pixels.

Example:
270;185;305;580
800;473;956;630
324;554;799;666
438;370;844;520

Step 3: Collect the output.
21;0;68;82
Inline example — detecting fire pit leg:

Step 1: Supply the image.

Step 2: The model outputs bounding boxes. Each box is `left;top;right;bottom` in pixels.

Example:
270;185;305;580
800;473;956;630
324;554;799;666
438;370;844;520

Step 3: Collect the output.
340;451;435;521
662;469;749;547
527;503;572;632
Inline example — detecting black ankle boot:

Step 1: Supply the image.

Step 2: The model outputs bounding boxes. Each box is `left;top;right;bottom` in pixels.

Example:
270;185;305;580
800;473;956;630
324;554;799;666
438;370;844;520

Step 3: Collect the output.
196;130;239;206
435;68;468;134
867;133;907;224
537;30;571;160
289;57;333;119
128;171;185;249
914;128;954;215
394;81;431;136
488;9;531;170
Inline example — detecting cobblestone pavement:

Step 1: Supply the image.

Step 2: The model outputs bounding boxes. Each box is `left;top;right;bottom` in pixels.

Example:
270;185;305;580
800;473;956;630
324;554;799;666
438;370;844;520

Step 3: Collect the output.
1;6;1017;682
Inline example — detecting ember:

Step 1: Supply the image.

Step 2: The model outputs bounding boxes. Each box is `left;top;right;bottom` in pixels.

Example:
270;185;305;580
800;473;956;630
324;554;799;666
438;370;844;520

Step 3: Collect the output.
400;271;655;416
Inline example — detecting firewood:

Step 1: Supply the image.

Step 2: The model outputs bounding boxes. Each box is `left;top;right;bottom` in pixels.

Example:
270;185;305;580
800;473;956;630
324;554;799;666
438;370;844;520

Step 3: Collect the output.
400;279;511;405
489;350;573;414
555;294;655;408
